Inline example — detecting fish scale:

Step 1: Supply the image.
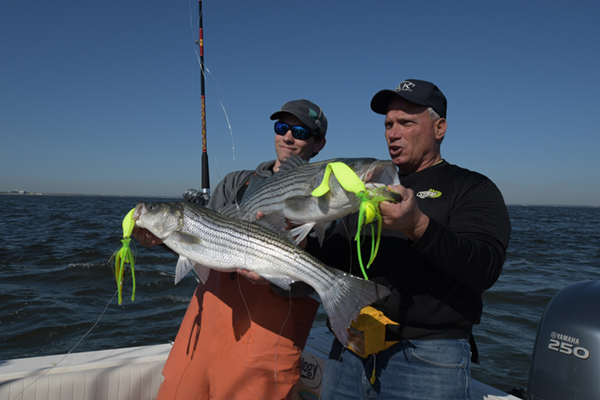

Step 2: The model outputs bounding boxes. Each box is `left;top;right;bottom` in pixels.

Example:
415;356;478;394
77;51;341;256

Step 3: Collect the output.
134;201;392;345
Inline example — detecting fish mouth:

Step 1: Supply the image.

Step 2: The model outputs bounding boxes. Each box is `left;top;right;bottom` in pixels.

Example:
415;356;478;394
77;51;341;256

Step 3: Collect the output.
132;202;146;221
363;161;399;186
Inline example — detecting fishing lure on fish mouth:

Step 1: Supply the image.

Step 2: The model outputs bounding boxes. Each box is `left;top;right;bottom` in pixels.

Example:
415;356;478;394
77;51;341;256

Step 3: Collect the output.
111;208;137;305
312;162;398;280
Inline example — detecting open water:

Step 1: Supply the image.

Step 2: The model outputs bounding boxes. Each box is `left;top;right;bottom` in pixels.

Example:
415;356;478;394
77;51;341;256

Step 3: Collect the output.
1;194;599;393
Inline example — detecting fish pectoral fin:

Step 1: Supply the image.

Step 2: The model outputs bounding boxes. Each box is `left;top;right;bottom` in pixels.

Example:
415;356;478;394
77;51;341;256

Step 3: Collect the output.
193;263;211;284
266;276;296;291
172;231;202;245
313;222;331;246
175;256;196;284
290;222;316;245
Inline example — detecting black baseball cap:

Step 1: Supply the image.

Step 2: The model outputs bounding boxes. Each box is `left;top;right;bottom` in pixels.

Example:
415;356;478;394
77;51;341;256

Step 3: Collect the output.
270;99;328;137
370;79;447;118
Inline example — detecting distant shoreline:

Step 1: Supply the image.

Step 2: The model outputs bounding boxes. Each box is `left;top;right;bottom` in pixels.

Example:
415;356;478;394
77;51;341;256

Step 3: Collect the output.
1;192;597;208
0;192;177;198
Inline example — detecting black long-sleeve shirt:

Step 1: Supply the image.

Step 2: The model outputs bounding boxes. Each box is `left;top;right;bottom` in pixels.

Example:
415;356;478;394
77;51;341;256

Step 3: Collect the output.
307;160;511;340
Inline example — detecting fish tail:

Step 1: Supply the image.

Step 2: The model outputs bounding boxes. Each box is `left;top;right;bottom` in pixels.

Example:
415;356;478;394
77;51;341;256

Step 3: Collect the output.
319;272;392;345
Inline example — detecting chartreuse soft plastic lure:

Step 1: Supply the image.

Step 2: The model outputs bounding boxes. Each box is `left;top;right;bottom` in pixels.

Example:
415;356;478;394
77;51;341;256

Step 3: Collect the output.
312;162;394;280
112;208;136;305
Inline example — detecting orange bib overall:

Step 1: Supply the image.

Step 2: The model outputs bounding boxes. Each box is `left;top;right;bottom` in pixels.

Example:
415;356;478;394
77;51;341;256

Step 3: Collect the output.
157;271;319;400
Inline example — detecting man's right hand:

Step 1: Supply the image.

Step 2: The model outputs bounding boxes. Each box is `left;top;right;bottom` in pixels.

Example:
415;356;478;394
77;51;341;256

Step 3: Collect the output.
379;184;430;243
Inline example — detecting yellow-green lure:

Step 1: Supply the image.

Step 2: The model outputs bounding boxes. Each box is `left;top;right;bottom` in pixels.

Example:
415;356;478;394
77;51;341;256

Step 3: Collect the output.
112;208;136;305
312;162;391;280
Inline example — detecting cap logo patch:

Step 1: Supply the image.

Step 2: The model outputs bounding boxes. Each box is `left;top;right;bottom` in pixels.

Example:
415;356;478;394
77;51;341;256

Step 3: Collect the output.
396;81;415;92
308;109;319;120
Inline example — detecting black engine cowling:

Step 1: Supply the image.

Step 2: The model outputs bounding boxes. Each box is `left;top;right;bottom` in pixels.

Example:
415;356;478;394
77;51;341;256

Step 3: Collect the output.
526;280;600;400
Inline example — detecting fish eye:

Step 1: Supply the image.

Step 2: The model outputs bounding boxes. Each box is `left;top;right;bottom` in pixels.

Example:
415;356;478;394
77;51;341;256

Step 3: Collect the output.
148;204;156;211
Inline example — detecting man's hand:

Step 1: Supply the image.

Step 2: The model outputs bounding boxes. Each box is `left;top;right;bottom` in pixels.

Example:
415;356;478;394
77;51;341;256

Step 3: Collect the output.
379;184;430;242
132;226;163;247
236;269;271;284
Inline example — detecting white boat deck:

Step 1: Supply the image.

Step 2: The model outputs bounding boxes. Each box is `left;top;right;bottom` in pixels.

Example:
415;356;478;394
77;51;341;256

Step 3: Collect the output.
0;344;170;400
0;327;519;400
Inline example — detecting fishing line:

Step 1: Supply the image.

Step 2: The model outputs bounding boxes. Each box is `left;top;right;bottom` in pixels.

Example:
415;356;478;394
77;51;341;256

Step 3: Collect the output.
217;99;236;165
237;274;266;400
272;290;293;400
236;271;293;400
10;290;119;400
206;98;237;190
329;216;384;389
319;216;356;390
188;0;195;40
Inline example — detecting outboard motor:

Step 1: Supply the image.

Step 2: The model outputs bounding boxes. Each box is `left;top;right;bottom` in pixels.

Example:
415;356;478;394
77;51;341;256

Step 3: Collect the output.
526;280;600;400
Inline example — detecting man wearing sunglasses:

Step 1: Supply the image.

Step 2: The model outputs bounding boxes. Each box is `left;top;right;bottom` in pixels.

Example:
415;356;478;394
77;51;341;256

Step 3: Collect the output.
149;99;328;400
271;100;327;172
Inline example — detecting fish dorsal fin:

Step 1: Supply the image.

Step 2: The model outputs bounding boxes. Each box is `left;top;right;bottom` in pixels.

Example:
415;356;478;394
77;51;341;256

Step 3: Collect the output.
219;203;243;220
241;174;268;202
254;210;294;243
240;156;307;204
277;154;307;173
239;174;268;204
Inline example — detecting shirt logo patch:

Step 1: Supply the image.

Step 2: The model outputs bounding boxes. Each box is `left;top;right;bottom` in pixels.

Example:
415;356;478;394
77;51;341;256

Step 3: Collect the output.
416;189;442;199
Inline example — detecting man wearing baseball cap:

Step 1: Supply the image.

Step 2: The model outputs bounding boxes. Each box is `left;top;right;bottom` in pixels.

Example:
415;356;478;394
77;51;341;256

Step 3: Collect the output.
270;99;327;172
309;80;511;399
137;99;328;399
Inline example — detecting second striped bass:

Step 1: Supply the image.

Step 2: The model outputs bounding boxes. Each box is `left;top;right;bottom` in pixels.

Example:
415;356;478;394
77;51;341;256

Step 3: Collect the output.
234;156;400;244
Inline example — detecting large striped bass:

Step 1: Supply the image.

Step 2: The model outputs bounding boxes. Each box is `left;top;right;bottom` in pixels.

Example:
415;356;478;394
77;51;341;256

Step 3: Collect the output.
133;201;391;346
233;156;400;245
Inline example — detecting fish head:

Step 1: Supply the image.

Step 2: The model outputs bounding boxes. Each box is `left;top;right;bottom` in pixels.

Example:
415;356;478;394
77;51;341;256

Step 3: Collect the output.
347;158;400;187
133;202;183;240
312;158;400;211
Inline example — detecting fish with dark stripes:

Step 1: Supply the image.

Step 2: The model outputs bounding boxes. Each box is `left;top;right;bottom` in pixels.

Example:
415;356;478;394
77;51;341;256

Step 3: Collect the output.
232;156;400;244
133;201;391;345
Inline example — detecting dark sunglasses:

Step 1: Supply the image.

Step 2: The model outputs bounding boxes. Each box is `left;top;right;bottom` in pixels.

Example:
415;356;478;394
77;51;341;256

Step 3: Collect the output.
274;122;316;141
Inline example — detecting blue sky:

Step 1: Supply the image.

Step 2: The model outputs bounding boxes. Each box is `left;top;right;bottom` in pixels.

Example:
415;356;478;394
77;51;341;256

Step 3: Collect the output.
2;1;599;206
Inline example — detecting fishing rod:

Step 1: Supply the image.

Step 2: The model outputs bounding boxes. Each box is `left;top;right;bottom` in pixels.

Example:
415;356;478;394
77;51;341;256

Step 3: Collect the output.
183;0;210;206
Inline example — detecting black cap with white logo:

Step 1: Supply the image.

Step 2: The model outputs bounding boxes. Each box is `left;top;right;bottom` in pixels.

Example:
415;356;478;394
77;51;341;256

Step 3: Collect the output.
370;79;447;118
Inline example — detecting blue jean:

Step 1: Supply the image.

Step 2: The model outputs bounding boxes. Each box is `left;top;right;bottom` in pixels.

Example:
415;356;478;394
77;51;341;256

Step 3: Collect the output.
320;338;472;400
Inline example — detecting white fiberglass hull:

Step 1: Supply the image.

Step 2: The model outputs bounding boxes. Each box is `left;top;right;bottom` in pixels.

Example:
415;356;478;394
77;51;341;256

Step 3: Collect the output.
0;327;519;400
